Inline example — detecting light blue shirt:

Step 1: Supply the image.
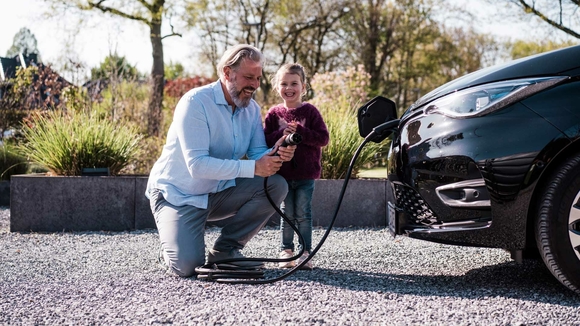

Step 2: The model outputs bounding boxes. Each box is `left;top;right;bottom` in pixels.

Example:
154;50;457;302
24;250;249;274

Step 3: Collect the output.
146;81;271;209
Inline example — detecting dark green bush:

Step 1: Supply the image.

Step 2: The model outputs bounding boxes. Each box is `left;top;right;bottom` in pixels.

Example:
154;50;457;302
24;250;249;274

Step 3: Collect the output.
0;144;28;180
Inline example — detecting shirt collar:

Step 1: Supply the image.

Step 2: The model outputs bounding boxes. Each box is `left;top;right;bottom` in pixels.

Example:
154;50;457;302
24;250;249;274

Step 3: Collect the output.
212;80;229;106
211;79;256;112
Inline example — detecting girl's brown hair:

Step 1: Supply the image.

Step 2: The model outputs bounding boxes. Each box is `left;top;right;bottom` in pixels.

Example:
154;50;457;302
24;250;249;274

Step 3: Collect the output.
271;63;309;96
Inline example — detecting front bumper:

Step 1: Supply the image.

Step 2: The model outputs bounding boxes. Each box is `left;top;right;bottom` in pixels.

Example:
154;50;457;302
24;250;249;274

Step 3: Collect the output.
386;102;564;249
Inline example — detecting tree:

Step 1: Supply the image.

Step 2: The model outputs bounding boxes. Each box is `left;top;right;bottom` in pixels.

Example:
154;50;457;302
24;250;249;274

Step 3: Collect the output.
45;0;183;137
341;0;401;93
91;53;139;80
275;1;351;72
185;0;500;110
183;0;234;79
185;0;278;101
502;0;580;39
164;60;186;79
184;0;350;104
6;27;41;59
508;39;578;59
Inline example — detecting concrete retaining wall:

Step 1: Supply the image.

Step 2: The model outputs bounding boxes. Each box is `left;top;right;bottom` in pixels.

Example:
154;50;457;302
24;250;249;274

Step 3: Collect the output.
9;175;387;232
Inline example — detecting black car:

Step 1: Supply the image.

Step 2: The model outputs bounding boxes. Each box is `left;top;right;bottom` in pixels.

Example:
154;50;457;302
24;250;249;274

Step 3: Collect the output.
357;45;580;294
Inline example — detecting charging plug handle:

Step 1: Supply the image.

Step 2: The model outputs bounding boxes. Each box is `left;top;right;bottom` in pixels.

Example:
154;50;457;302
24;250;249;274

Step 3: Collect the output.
281;133;302;147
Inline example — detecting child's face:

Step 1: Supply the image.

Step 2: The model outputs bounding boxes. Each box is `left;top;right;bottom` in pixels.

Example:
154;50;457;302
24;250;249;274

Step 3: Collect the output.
276;72;305;106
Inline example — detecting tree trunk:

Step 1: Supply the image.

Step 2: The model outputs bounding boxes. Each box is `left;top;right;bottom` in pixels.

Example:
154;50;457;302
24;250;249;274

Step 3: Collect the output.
148;20;164;137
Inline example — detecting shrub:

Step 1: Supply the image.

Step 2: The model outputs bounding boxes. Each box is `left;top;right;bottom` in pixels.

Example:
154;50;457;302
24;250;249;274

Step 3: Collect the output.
91;80;150;134
317;108;384;179
19;110;142;176
90;53;139;80
1;64;74;144
79;79;177;175
309;65;371;111
0;66;35;142
119;135;165;175
310;66;385;179
0;144;28;180
164;76;213;98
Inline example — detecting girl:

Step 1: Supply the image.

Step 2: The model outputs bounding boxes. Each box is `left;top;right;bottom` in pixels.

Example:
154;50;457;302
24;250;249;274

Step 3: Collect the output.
264;63;329;269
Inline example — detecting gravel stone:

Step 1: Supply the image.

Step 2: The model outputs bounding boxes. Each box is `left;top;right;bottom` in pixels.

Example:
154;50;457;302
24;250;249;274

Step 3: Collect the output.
1;206;579;325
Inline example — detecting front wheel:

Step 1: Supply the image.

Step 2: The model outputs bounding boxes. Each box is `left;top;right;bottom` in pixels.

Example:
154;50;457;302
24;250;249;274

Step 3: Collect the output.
535;154;580;294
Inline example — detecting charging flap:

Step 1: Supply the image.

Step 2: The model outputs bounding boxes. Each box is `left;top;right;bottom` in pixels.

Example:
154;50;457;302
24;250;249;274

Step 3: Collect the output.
357;96;397;143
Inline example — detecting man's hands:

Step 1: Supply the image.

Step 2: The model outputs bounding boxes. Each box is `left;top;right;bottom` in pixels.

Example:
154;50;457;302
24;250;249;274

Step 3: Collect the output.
254;136;297;177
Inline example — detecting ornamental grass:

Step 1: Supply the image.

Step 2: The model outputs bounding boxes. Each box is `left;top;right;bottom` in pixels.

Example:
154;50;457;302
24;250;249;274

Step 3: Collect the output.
310;65;386;179
19;110;142;176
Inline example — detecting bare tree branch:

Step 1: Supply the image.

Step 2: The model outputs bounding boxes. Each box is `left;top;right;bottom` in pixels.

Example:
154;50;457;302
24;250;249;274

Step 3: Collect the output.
162;19;183;39
85;1;149;24
517;0;580;39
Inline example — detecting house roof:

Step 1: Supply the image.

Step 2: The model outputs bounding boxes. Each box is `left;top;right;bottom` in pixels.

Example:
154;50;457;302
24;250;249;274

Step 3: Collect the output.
0;53;39;81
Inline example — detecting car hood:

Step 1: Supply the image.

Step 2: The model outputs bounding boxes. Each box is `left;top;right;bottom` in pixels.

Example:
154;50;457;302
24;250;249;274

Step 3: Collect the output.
410;45;580;111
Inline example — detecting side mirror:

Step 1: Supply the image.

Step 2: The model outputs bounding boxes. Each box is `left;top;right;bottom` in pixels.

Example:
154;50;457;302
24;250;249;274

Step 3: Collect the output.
357;96;398;143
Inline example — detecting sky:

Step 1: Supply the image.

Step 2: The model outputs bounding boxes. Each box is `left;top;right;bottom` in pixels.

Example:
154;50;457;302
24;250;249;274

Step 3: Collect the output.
0;0;200;81
0;0;574;84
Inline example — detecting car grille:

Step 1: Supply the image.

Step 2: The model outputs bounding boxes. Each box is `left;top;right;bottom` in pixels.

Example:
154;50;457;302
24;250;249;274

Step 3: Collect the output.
394;184;439;225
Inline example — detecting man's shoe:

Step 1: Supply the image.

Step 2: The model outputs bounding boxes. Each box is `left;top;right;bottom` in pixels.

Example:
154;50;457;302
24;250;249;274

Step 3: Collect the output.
207;248;264;270
157;247;178;276
278;249;296;268
157;247;168;271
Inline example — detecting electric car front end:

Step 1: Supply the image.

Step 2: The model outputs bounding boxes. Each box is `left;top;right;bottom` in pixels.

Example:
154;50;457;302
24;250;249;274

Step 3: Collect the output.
358;45;580;294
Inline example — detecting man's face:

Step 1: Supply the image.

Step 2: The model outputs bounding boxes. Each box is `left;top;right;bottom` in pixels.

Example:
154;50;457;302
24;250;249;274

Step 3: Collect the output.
225;59;262;108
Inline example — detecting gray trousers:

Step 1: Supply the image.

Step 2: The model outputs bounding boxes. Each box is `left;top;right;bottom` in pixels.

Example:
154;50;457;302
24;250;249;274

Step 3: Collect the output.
150;175;287;277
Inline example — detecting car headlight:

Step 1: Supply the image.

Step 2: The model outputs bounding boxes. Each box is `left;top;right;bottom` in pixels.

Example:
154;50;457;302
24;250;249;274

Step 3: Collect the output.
425;76;568;118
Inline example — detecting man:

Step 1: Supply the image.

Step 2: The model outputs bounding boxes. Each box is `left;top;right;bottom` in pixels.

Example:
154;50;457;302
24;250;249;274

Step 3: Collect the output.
146;44;296;277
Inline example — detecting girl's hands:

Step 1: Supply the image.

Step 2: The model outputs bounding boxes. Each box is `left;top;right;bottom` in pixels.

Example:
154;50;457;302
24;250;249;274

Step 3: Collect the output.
283;120;298;135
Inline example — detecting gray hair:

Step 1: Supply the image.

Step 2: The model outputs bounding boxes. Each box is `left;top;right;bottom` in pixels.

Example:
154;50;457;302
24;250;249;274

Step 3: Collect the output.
217;44;264;79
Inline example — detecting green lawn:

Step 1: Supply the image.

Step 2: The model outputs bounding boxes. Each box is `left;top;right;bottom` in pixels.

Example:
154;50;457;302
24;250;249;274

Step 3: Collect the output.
357;167;387;179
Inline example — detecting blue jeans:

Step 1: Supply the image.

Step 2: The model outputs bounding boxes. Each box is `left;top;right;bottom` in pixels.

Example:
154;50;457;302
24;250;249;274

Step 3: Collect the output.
280;179;315;252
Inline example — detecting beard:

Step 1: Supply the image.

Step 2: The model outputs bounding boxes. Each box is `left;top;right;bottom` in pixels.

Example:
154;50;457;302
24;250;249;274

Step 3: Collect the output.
227;77;256;108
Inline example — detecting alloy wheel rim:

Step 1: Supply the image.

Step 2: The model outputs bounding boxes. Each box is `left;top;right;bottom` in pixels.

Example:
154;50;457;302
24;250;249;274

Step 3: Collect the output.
569;193;580;261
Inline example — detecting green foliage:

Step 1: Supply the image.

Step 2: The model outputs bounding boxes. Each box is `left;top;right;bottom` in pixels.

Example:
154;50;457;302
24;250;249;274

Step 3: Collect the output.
310;66;385;179
60;85;92;115
165;61;186;80
59;78;177;175
0;144;28;181
1;65;83;145
92;80;150;132
19;110;143;176
122;135;165;176
509;39;578;59
319;108;384;179
90;53;139;80
0;66;35;141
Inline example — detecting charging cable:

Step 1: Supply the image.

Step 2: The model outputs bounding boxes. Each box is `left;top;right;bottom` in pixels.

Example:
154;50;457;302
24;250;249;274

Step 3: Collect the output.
195;120;400;283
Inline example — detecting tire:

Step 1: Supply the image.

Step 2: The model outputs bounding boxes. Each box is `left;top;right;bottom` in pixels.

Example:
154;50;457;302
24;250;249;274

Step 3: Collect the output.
535;154;580;294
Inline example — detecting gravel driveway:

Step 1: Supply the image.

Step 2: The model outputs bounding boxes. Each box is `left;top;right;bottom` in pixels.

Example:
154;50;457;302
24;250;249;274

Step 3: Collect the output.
1;206;579;325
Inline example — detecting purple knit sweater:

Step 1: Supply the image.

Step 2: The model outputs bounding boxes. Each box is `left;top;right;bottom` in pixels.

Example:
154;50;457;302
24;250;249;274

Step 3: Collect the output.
264;102;329;180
